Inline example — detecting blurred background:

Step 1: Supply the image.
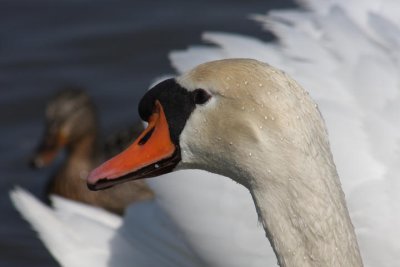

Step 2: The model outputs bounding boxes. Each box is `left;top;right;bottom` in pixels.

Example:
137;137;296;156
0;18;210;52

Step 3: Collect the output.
0;0;294;266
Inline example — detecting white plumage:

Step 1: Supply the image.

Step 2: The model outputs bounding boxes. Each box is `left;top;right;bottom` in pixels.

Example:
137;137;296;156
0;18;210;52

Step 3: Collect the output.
11;0;400;266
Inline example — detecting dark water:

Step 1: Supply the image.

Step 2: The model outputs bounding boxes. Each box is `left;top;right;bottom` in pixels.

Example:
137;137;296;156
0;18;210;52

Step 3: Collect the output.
0;0;294;266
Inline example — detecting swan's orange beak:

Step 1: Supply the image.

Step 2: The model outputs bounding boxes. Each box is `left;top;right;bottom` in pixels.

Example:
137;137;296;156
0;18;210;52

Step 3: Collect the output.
87;100;179;190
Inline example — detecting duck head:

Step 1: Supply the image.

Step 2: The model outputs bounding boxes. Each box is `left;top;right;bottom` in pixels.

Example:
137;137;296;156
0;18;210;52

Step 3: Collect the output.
87;59;328;190
30;88;97;168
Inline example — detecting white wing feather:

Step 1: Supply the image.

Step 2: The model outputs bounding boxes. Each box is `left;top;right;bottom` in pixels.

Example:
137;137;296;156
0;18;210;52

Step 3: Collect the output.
10;187;203;267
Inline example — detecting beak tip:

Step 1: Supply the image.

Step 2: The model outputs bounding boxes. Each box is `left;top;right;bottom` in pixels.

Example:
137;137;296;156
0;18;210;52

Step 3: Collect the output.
86;168;102;185
86;166;116;191
29;158;39;169
29;156;45;169
86;182;98;191
86;167;104;190
86;177;116;191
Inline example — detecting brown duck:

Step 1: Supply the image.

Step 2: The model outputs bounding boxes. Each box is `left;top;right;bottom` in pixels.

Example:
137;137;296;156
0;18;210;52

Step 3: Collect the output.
30;88;153;214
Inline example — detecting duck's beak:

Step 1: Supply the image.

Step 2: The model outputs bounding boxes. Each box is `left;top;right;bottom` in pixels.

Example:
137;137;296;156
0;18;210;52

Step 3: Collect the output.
29;129;66;169
87;100;179;191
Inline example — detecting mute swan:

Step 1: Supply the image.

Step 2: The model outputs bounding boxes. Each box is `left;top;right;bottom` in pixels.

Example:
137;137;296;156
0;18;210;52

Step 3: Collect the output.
87;59;363;266
30;88;153;214
11;0;400;266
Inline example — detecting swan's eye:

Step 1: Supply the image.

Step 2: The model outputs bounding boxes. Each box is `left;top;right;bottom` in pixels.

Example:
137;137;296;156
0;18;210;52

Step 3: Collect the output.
193;89;211;105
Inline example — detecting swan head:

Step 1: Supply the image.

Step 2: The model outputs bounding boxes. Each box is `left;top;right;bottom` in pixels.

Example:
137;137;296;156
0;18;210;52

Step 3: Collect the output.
87;59;330;190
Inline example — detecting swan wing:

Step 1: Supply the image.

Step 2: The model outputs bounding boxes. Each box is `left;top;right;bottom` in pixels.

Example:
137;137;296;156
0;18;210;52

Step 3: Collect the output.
10;187;117;266
10;187;202;267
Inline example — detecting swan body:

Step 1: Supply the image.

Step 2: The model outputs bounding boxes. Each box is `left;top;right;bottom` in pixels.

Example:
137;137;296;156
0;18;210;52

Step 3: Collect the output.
12;0;400;266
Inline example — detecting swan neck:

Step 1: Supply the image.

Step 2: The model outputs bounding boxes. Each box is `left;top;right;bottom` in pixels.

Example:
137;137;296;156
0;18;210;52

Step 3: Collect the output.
247;161;363;267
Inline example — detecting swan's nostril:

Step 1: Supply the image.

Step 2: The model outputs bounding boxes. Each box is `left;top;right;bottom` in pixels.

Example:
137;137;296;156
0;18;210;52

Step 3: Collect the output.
138;127;155;145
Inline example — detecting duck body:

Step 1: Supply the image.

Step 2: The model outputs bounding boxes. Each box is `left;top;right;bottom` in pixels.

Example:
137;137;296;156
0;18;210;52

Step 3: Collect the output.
31;88;153;214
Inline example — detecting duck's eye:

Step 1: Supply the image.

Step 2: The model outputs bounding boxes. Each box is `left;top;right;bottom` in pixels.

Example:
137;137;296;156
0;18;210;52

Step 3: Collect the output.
193;89;211;105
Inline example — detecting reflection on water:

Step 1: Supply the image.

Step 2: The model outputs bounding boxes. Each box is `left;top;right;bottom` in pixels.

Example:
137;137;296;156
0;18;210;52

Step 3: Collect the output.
0;0;293;265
